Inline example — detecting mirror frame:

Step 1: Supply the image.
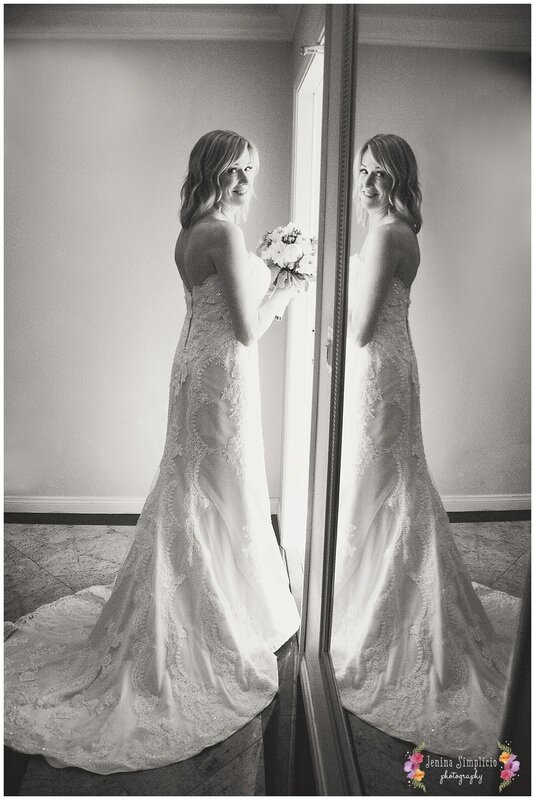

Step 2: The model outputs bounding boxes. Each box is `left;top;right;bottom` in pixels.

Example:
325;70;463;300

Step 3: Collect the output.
298;5;362;795
299;7;531;795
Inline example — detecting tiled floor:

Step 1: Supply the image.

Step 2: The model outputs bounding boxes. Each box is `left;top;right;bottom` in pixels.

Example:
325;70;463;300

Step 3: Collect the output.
4;523;298;796
347;520;531;796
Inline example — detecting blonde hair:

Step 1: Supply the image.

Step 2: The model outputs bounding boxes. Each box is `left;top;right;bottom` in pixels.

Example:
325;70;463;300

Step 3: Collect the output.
180;130;259;229
356;134;422;233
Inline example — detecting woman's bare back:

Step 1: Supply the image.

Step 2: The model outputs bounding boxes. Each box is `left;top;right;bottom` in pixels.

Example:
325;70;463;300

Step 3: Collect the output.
389;220;420;289
175;218;232;292
361;218;420;289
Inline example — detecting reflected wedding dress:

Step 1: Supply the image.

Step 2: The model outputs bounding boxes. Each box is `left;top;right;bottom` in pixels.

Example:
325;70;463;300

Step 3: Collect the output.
5;253;299;774
331;255;520;758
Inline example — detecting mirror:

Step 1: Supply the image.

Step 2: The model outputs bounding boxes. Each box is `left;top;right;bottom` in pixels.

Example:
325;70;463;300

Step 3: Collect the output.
329;4;530;795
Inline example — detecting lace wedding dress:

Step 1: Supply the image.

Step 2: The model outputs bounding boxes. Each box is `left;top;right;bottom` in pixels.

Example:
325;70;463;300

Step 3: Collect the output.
331;255;520;758
5;253;299;774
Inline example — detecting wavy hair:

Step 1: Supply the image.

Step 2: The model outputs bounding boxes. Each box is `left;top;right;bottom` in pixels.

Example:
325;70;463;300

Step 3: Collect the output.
355;134;422;233
180;130;259;229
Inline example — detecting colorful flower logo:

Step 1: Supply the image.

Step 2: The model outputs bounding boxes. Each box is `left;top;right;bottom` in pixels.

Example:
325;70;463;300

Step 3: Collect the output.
404;743;426;792
498;741;520;792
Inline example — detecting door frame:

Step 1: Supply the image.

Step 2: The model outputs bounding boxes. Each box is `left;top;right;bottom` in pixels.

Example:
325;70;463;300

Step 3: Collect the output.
279;34;324;611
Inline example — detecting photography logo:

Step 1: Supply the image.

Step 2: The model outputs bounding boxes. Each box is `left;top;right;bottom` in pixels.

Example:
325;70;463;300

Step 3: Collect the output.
402;741;521;793
498;742;520;793
403;743;426;792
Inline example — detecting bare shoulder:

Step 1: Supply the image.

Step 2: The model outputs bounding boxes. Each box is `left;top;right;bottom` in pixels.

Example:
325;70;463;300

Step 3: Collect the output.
361;220;420;283
195;218;245;253
389;218;418;244
364;223;399;267
373;220;410;247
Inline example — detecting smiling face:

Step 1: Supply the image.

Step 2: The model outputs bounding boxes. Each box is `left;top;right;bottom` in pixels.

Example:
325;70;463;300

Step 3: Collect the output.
219;146;256;215
356;148;392;217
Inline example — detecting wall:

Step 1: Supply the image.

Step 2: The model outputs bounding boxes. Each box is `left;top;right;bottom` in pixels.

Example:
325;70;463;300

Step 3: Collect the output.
5;38;293;508
351;45;530;502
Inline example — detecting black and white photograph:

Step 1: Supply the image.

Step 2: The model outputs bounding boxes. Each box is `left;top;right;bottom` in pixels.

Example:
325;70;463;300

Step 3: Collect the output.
4;3;531;796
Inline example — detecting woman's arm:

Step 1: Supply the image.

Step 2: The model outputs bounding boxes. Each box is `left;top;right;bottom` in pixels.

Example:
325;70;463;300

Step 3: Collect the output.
350;226;399;347
210;222;295;346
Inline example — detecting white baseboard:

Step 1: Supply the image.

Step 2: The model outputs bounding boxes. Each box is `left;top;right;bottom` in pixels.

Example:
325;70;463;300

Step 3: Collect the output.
4;495;281;516
441;494;531;512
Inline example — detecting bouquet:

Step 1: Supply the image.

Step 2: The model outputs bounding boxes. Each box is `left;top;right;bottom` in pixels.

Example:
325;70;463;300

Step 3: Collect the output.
257;223;317;292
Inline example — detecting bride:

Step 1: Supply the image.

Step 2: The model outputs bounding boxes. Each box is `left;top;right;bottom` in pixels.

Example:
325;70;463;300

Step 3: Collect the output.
331;133;519;758
5;129;300;774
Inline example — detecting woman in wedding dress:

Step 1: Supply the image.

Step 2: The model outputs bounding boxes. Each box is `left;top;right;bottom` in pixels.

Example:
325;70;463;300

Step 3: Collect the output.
5;129;300;774
331;134;519;758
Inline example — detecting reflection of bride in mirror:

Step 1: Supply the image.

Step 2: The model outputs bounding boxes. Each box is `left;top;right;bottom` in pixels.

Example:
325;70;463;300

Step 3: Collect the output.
331;134;519;757
5;129;299;773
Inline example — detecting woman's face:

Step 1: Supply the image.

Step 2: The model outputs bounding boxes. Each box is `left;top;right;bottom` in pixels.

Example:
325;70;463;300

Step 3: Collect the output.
219;147;255;211
356;148;392;215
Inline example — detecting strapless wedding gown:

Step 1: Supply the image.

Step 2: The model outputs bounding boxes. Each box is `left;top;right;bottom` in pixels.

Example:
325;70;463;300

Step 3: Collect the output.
331;255;520;758
5;253;299;774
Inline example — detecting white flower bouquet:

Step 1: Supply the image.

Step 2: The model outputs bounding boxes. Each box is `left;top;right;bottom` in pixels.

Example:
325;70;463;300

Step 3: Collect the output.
257;222;317;291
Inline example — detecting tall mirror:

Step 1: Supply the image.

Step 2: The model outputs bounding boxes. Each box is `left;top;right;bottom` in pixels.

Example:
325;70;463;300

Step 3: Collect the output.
329;4;530;795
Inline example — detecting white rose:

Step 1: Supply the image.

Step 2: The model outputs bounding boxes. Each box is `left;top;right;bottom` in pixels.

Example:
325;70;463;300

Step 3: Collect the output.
298;237;313;257
270;241;287;268
283;243;303;264
296;254;316;275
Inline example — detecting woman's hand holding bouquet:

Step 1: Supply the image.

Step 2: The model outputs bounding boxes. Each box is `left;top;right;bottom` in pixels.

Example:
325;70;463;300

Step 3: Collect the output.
257;223;317;295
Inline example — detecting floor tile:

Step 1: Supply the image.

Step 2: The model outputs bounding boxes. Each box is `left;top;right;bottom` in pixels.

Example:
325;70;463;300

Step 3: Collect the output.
115;717;263;796
451;522;530;588
260;697;277;733
263;711;296;795
4;525;135;592
18;755;129;796
491;549;531;598
274;637;298;717
351;736;413;795
190;739;265;796
261;636;298;793
4;542;73;622
347;711;413;764
4;746;31;796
